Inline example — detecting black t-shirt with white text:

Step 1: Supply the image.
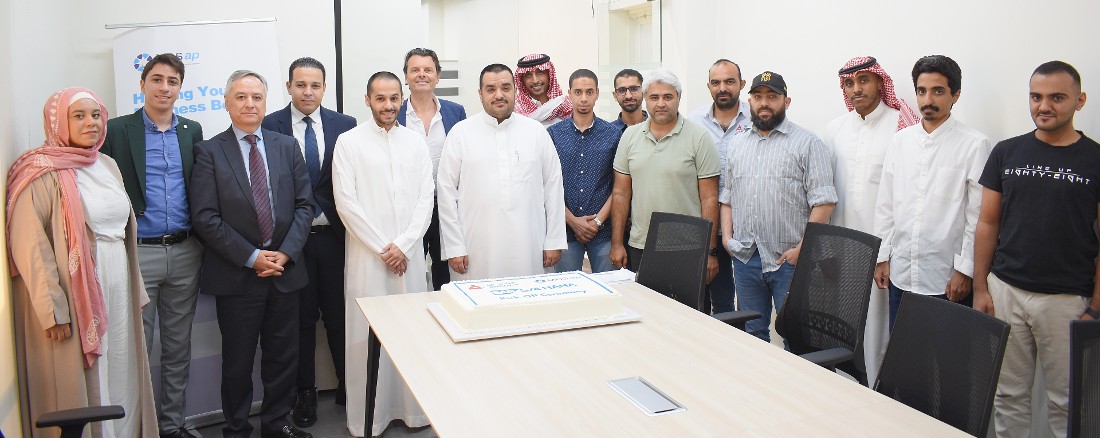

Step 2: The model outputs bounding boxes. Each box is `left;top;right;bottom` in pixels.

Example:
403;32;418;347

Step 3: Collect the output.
978;131;1100;296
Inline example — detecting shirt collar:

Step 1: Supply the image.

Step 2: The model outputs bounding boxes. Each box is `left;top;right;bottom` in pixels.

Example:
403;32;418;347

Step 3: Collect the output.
406;96;442;123
617;110;648;125
705;100;749;122
233;125;263;141
480;110;515;127
642;113;685;137
290;104;319;124
141;108;178;132
748;116;792;137
857;100;888;125
921;115;957;140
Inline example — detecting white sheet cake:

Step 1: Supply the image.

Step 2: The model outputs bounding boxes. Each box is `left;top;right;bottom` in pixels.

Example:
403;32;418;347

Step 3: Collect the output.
439;271;625;333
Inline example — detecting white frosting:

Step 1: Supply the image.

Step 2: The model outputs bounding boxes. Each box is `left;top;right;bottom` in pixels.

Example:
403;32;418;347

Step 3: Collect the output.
440;271;625;333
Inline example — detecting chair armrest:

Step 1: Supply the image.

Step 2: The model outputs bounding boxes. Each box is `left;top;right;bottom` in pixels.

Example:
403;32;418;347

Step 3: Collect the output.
800;348;853;369
36;405;125;429
713;310;762;331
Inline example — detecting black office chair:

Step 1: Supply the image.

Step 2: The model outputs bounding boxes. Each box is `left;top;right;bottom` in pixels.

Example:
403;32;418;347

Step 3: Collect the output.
636;212;759;330
774;222;879;383
875;293;1009;437
1069;319;1100;438
36;405;125;438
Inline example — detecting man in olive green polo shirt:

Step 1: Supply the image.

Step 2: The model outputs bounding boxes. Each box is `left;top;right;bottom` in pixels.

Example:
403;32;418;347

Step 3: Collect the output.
609;69;721;282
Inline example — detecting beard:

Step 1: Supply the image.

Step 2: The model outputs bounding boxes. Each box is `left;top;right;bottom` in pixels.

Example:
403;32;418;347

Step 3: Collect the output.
751;106;786;131
714;92;737;110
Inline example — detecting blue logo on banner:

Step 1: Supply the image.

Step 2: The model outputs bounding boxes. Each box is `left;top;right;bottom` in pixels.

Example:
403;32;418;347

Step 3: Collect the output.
133;53;153;71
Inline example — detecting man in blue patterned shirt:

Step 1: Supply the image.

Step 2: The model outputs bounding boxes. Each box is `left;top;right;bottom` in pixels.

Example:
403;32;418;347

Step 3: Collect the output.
548;69;622;273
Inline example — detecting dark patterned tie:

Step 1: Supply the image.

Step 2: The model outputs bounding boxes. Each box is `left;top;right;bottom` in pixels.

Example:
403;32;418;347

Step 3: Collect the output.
244;134;274;243
303;116;321;187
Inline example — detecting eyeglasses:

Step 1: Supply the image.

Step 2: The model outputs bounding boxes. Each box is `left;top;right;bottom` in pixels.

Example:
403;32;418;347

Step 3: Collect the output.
615;85;642;94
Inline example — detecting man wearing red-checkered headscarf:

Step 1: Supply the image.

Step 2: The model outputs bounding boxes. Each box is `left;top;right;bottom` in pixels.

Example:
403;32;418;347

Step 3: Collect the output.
514;53;572;127
821;56;917;386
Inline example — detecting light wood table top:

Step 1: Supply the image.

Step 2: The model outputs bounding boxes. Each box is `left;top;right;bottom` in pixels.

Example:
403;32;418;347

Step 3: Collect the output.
356;282;967;437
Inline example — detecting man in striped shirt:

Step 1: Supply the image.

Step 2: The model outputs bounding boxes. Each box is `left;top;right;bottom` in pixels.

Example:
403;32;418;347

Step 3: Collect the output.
720;71;837;343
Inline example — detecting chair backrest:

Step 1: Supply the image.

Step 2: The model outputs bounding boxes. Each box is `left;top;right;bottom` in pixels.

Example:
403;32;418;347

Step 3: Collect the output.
1070;319;1100;438
635;212;712;312
775;223;880;367
875;293;1009;437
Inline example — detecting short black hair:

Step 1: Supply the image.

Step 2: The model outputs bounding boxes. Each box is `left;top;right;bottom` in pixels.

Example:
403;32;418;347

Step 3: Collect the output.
366;71;402;96
479;63;513;87
911;55;962;95
613;68;643;88
141;53;185;82
568;69;598;89
289;57;326;82
1033;60;1082;87
711;58;742;78
404;48;442;74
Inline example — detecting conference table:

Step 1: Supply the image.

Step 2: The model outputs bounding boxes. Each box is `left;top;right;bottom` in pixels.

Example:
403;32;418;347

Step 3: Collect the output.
356;280;967;437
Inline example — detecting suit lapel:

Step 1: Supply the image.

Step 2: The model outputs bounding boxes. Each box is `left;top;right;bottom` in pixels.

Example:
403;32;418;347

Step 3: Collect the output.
217;128;256;210
177;122;195;191
319;108;338;180
125;113;148;196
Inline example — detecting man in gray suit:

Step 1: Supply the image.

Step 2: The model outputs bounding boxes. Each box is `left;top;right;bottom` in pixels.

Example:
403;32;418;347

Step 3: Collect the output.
102;53;203;438
190;70;314;438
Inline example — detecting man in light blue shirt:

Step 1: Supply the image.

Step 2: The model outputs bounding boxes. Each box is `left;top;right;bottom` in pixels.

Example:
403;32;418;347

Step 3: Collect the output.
688;59;753;314
102;53;204;438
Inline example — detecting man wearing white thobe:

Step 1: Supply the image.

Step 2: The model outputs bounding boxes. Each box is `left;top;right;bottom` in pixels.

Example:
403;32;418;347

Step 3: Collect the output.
822;56;919;385
438;63;567;280
333;72;434;437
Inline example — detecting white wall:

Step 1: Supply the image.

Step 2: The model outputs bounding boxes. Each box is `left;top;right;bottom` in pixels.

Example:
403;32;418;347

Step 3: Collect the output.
340;0;598;123
1;0;20;434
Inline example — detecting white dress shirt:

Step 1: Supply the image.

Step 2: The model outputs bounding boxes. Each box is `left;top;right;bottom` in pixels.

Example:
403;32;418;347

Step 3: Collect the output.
290;104;329;225
823;102;899;232
873;116;991;295
404;96;447;182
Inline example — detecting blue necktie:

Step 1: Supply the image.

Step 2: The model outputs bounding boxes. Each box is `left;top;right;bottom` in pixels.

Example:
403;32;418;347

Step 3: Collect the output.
303;116;321;187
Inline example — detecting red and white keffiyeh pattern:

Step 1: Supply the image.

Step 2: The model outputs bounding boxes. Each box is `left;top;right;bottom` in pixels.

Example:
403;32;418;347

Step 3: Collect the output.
514;53;572;121
838;56;919;131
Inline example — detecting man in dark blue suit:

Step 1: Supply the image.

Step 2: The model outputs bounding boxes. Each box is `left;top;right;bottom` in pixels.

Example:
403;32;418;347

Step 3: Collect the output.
191;70;314;438
262;57;357;427
397;47;466;290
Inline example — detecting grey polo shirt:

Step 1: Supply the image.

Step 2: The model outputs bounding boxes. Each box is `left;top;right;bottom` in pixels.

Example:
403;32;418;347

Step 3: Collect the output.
614;114;720;249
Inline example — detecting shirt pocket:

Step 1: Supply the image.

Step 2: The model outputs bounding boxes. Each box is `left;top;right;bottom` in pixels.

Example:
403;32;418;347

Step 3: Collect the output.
867;163;884;185
933;167;968;202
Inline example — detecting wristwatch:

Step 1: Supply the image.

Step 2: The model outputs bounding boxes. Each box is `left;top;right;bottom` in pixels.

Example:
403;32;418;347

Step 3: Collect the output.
593;217;604;229
1085;307;1100;319
709;248;719;257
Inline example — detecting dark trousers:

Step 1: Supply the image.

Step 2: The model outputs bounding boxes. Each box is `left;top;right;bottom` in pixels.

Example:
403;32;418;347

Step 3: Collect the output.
425;202;450;290
216;287;299;436
708;233;736;313
627;245;644;272
297;227;346;393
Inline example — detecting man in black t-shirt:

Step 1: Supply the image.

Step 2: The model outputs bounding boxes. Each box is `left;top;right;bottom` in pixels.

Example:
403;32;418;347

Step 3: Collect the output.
973;61;1099;438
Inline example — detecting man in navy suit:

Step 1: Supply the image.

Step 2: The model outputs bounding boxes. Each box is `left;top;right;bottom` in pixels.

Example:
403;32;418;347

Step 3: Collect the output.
397;47;466;290
191;70;314;438
262;57;357;427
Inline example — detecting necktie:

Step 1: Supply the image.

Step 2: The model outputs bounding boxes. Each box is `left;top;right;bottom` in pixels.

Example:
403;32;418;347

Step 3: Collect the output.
303;116;321;187
244;134;274;244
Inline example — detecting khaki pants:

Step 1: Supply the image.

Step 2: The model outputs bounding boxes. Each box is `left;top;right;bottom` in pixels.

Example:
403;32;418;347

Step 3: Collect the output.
987;273;1088;438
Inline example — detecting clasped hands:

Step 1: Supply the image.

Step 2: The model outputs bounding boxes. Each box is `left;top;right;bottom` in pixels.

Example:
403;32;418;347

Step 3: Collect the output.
567;214;600;243
381;243;408;276
253;250;290;277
